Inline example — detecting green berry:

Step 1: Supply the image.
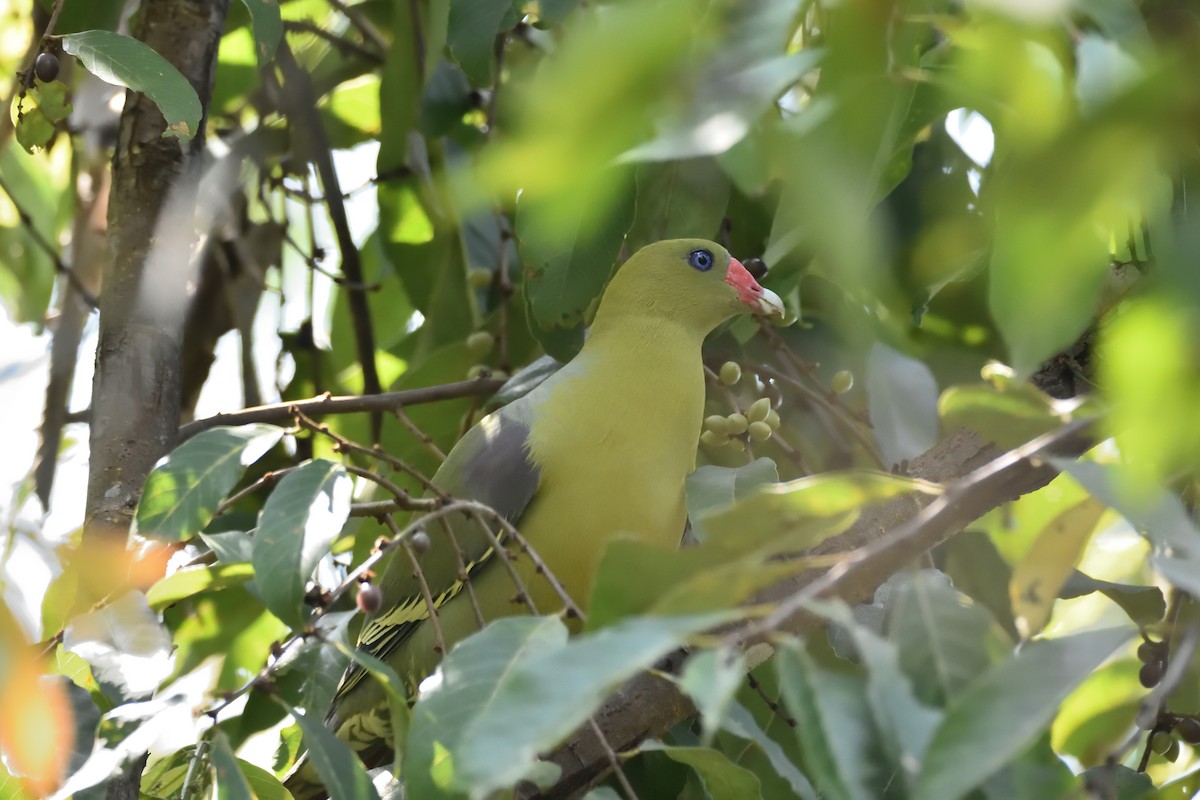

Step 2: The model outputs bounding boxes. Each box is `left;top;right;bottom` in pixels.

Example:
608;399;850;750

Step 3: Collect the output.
725;413;748;435
747;397;771;423
1151;730;1172;755
466;331;495;357
703;415;729;435
728;438;746;453
748;421;772;442
831;370;854;394
719;361;741;386
468;267;493;290
467;365;489;380
700;430;727;448
765;409;781;430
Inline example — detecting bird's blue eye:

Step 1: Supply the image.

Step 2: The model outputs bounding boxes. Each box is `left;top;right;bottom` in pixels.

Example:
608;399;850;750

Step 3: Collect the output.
687;249;714;272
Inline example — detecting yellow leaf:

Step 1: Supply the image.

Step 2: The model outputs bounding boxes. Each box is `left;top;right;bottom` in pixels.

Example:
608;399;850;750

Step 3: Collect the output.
1010;497;1106;638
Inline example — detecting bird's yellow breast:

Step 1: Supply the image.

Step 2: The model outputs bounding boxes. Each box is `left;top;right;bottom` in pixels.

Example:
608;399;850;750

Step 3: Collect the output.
522;322;706;611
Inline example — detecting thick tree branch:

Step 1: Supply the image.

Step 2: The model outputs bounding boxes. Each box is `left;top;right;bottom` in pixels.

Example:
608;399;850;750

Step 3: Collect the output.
85;0;231;546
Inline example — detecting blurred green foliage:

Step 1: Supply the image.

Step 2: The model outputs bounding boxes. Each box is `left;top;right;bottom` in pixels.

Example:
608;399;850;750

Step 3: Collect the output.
4;0;1200;797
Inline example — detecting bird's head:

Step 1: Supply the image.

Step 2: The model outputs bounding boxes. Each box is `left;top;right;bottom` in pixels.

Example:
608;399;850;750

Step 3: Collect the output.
596;238;785;337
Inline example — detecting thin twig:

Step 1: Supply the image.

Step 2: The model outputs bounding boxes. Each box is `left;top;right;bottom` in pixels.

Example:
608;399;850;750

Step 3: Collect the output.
393;406;447;462
344;464;437;512
325;0;389;53
0;174;98;307
752;362;886;469
283;19;383;64
177;377;504;441
436;516;487;628
587;718;638;800
384;514;448;655
294;408;443;503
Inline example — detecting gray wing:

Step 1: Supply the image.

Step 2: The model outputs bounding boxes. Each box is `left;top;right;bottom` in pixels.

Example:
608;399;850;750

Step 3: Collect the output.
329;397;542;714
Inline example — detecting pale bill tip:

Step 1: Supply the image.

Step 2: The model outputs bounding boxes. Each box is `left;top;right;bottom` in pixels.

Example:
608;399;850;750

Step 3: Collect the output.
756;287;785;318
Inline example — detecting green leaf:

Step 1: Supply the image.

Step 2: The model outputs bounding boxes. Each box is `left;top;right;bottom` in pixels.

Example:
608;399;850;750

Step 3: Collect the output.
60;30;203;139
237;0;283;65
15;106;54;153
277;699;380;800
516;170;637;360
685;458;779;543
941;531;1018;641
408;616;568;800
938;383;1064;450
678;648;746;746
821;602;941;790
587;538;800;630
211;730;254;800
251;459;352;628
1059;571;1165;627
865;343;939;467
30;83;72;122
721;701;817;800
146;562;254;610
776;641;888;800
134;424;283;542
699;470;940;551
914;627;1134;800
454;613;733;797
889;570;999;707
235;757;292;800
447;0;514;86
1054;458;1200;596
1079;764;1154;800
626;159;731;251
641;743;763;800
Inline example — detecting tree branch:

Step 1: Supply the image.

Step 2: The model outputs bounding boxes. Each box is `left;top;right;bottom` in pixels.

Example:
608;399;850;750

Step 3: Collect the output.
177;377;504;441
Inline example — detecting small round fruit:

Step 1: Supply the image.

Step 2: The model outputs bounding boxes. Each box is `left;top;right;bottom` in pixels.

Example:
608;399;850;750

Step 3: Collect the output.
1171;719;1200;743
725;413;748;435
1175;717;1200;745
831;370;854;394
764;409;781;430
703;415;729;435
1164;737;1181;762
747;397;771;423
748;421;772;442
466;331;495;357
1140;660;1164;688
700;430;727;448
34;52;59;83
727;438;746;453
467;364;489;379
1137;639;1167;663
409;530;431;556
719;361;741;386
1150;730;1173;756
467;267;493;290
356;582;383;614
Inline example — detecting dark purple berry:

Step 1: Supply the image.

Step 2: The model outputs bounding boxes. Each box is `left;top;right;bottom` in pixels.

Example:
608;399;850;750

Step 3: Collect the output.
34;52;59;83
